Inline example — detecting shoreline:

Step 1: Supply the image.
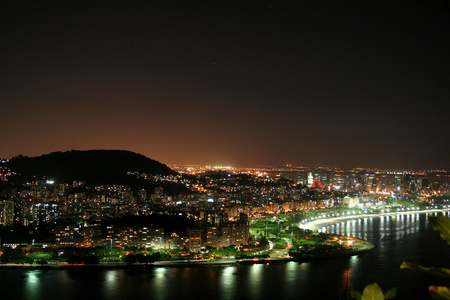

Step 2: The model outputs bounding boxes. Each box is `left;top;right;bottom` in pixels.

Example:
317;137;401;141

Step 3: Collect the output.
0;260;240;269
4;208;443;269
0;249;373;268
290;246;375;262
300;208;450;231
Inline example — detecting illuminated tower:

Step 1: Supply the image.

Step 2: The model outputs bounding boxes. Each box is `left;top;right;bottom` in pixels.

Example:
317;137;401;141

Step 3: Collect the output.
311;179;323;191
307;172;314;186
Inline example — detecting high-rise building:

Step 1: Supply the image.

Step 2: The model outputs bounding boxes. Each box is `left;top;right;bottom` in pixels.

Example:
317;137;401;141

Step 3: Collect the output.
187;228;202;251
307;172;314;186
3;200;15;226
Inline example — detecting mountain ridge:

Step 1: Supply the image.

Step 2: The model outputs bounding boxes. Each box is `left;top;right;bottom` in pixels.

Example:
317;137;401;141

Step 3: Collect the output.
7;150;177;185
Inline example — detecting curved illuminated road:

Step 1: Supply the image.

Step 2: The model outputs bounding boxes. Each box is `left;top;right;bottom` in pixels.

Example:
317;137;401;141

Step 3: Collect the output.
269;240;292;258
299;208;450;232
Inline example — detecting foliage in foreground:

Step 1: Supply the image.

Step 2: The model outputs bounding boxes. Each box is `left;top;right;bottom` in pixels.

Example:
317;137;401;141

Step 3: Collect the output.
351;283;396;300
353;215;450;299
400;215;450;299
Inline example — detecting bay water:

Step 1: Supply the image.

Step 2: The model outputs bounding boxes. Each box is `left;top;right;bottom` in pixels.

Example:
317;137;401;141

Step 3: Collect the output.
1;212;449;299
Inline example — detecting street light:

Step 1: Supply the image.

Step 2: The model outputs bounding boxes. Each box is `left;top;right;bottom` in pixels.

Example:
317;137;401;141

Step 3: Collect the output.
277;219;280;236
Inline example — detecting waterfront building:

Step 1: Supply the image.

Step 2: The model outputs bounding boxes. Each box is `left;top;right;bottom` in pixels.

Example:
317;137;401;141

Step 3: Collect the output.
187;228;202;251
55;225;82;248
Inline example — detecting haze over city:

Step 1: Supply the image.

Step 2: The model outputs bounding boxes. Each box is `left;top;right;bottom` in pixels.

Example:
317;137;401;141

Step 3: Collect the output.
1;1;449;169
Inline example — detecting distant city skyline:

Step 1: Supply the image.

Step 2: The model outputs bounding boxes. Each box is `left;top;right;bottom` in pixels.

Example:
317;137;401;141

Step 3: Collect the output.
2;149;449;171
1;2;449;169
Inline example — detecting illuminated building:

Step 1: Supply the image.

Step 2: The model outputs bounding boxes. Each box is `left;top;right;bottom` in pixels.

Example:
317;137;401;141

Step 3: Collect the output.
342;196;359;207
104;225;165;249
311;179;323;191
55;225;82;248
31;203;60;225
3;200;15;226
307;172;314;186
187;228;202;251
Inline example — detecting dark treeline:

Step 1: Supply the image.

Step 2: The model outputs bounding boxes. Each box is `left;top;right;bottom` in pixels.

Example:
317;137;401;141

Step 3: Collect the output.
101;215;197;236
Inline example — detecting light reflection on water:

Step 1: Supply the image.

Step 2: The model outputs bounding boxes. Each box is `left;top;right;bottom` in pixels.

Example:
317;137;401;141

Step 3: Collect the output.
25;270;40;299
2;212;450;300
248;264;264;298
220;266;237;299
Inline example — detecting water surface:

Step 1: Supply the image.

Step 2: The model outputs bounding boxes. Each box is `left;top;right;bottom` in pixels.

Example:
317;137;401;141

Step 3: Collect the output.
1;212;449;299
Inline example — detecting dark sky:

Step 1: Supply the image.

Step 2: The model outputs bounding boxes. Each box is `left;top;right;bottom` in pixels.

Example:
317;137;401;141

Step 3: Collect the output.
1;1;449;169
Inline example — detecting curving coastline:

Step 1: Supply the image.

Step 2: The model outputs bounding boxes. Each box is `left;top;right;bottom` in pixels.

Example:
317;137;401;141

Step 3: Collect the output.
4;209;448;269
0;260;240;269
300;208;450;232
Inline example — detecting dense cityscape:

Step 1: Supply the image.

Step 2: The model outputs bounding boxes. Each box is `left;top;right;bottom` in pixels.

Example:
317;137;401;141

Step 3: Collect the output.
1;153;449;265
1;1;449;298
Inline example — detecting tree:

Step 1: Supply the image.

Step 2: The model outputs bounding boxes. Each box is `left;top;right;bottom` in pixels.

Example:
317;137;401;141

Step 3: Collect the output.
67;255;83;264
351;283;396;300
1;248;31;263
149;252;161;261
354;215;450;299
401;215;450;299
123;254;137;264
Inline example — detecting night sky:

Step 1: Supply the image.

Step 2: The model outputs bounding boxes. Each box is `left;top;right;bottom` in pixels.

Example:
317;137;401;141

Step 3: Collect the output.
1;1;449;169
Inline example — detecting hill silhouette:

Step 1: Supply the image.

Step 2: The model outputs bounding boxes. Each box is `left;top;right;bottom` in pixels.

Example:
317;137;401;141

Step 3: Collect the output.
7;150;177;187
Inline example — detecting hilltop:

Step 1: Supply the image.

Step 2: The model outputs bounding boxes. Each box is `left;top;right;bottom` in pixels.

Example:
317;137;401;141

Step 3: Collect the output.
6;150;179;189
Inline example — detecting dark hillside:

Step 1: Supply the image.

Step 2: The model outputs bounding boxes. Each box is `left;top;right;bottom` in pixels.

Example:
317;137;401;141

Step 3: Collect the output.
7;150;177;185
